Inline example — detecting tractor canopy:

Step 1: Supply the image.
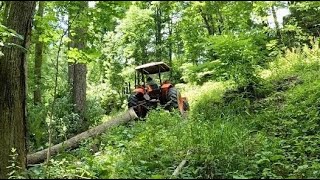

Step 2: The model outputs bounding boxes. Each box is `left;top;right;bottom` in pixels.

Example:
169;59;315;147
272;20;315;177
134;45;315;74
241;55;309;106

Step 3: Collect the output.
135;61;170;74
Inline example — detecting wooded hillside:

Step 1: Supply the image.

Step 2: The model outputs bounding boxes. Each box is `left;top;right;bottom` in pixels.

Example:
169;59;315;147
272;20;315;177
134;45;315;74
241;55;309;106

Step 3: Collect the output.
1;1;320;179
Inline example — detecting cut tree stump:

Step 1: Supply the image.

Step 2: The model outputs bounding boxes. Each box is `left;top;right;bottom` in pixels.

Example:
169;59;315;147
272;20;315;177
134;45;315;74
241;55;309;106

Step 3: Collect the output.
27;108;138;165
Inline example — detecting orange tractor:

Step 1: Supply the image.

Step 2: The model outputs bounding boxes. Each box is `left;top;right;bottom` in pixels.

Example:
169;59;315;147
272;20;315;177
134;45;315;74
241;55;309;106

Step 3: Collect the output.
127;62;189;118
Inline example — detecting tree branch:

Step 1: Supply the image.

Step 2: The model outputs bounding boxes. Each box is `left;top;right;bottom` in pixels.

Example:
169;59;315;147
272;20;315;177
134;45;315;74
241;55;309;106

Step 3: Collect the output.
45;8;82;178
171;150;192;178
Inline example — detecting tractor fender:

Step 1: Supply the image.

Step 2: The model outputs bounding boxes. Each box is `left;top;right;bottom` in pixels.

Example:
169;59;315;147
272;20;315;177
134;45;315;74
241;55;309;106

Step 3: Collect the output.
133;87;145;95
181;97;188;102
161;83;173;99
161;83;172;90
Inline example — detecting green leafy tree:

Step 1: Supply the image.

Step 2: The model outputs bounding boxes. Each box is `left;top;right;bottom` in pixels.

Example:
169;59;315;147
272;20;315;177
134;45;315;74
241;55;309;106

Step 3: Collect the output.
208;33;264;86
118;5;154;65
67;1;90;133
287;1;320;37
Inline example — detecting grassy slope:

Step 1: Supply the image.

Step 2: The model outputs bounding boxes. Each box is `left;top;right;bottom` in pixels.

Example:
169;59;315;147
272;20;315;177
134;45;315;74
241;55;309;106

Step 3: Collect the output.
28;44;320;179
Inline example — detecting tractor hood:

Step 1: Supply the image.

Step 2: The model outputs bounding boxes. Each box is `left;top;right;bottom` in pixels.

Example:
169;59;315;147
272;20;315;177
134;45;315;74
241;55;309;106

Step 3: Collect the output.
135;61;171;74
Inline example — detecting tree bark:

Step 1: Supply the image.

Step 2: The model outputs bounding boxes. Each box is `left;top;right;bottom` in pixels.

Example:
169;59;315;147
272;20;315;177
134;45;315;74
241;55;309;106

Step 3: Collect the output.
199;7;218;61
168;16;173;79
199;8;215;36
0;1;36;178
68;1;88;132
27;108;138;165
67;18;74;85
215;2;224;35
155;4;162;62
33;1;45;105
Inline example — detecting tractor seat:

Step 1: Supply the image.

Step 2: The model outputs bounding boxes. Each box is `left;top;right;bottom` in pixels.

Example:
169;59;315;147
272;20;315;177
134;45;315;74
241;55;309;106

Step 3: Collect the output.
147;84;161;99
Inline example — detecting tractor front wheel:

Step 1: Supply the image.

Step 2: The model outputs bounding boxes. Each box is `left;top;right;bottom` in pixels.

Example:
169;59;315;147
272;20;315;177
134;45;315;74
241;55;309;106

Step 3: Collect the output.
165;87;189;115
165;87;180;110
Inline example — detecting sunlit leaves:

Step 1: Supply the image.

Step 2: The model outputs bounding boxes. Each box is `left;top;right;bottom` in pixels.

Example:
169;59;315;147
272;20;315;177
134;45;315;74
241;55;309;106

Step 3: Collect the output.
115;5;154;64
208;33;262;85
67;47;91;64
0;24;24;41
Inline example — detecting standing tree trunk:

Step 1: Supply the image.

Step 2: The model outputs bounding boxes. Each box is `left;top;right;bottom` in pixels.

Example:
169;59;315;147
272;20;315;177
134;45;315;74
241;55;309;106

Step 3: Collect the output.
271;4;283;44
68;1;88;133
67;17;74;85
199;6;218;61
33;1;45;105
215;2;224;35
155;4;162;61
168;16;173;79
0;1;36;178
199;8;215;36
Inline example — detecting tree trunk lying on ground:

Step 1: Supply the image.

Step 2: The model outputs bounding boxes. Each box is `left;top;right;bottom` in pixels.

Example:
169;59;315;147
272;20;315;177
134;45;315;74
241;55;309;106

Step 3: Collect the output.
27;108;138;165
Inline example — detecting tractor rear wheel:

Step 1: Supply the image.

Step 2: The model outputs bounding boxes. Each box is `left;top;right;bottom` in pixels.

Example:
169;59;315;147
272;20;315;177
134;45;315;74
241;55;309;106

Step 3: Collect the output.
128;94;147;118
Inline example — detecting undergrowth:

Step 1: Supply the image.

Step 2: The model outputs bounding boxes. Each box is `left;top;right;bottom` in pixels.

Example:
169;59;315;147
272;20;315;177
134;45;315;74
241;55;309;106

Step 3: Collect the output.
26;42;320;179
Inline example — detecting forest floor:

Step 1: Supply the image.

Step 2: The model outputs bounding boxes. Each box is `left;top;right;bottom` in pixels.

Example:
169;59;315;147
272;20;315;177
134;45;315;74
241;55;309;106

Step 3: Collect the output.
26;47;320;179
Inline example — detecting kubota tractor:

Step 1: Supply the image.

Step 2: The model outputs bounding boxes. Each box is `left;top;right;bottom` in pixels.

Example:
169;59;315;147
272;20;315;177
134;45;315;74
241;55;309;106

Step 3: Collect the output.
127;62;189;118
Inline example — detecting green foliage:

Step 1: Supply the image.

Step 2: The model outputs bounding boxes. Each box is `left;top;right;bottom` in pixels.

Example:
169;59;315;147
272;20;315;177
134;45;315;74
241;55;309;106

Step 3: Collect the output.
116;5;154;64
88;83;124;115
26;39;320;179
287;1;320;37
180;61;221;85
85;95;106;126
7;148;25;179
27;104;49;150
0;23;26;56
22;1;320;179
208;33;264;86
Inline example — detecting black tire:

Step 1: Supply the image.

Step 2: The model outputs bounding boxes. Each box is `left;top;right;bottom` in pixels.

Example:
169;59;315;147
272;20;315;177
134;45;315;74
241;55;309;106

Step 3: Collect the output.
128;94;138;107
128;94;147;118
165;87;179;110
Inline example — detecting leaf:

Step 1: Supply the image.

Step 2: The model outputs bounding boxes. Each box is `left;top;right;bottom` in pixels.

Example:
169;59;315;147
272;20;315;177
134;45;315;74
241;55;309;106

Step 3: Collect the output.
151;174;164;179
270;155;285;161
233;175;249;179
297;164;309;170
6;43;28;52
67;58;76;63
62;36;71;43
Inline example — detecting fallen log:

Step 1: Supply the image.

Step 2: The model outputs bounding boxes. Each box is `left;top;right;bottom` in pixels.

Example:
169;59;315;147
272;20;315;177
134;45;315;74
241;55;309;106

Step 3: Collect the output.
27;108;138;165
